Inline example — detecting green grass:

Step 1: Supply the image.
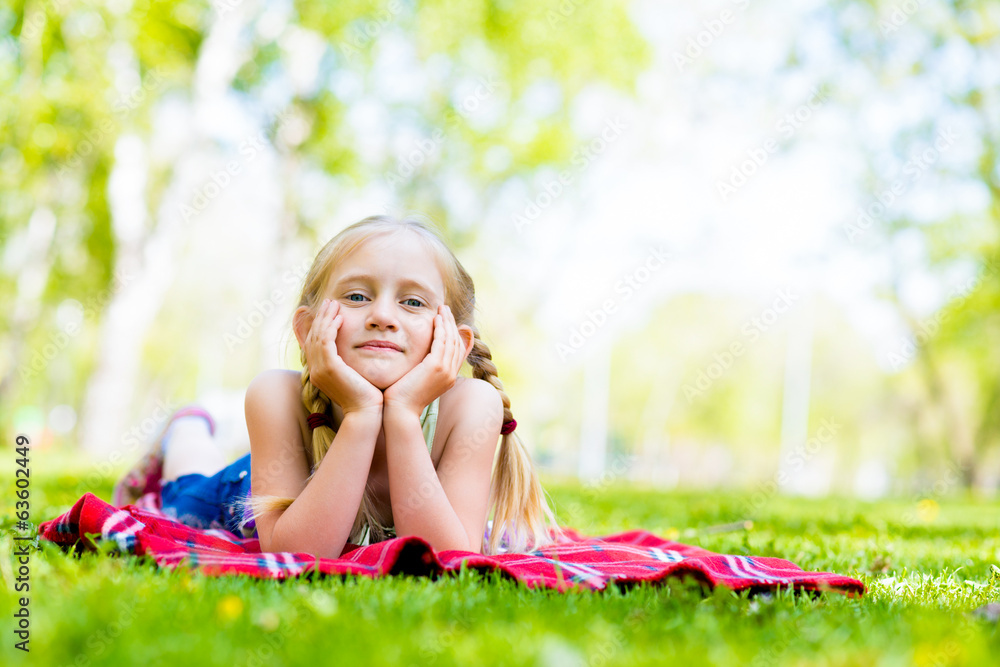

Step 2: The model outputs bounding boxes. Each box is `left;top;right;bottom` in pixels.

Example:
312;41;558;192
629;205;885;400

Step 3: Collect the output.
2;446;999;666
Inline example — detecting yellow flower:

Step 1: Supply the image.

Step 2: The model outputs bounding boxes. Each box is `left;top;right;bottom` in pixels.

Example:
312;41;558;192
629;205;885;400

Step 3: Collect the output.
217;595;244;622
916;499;940;523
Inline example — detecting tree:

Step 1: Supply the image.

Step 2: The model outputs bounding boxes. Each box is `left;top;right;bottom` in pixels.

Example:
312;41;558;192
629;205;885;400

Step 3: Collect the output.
1;0;650;454
823;0;1000;486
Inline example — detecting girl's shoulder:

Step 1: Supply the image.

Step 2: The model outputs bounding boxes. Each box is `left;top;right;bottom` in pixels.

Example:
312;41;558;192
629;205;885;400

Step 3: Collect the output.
245;369;310;444
247;368;306;402
439;375;501;412
441;375;495;403
436;376;503;446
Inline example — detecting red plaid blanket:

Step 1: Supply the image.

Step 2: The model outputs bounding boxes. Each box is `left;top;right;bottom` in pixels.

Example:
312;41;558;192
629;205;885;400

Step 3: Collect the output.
38;492;865;595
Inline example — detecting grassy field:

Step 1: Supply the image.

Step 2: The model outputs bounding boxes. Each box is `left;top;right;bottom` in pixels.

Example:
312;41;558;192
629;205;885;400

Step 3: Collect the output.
2;446;999;666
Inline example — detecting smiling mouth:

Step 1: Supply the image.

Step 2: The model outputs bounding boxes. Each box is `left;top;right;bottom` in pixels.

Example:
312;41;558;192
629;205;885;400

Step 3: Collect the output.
358;344;402;353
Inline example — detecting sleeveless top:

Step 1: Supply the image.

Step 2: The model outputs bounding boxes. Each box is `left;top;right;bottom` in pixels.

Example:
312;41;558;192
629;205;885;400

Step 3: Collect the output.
238;397;440;545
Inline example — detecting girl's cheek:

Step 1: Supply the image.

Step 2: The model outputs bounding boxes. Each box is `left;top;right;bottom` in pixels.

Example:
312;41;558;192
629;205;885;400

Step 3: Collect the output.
335;311;353;345
417;320;435;352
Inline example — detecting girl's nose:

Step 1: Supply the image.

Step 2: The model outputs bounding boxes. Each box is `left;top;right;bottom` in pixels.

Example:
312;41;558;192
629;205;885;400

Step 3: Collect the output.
366;297;398;329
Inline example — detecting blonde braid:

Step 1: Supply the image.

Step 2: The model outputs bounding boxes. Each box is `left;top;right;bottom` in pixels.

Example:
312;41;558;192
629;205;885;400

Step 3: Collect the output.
467;332;563;555
299;362;390;545
299;365;332;473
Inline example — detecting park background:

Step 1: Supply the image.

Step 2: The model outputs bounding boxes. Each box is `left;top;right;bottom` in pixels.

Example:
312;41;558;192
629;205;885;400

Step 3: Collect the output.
2;0;999;510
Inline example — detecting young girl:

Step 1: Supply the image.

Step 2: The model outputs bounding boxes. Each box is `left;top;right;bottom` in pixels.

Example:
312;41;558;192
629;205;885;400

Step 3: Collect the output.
112;215;562;557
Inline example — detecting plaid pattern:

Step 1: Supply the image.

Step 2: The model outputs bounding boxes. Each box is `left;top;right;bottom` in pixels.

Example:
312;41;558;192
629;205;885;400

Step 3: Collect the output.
38;492;865;595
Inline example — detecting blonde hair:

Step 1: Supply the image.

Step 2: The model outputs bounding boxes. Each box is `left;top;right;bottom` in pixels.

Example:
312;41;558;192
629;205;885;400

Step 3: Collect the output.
238;215;563;555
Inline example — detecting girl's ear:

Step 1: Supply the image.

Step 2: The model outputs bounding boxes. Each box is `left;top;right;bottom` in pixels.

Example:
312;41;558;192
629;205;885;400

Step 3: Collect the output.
457;325;475;363
293;305;314;350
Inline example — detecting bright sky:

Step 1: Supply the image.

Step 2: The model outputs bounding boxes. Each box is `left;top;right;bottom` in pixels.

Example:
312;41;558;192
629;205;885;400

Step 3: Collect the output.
470;0;980;374
189;0;979;379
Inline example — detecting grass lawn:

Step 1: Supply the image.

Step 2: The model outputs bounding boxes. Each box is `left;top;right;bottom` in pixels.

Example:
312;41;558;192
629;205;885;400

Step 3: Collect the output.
2;446;999;666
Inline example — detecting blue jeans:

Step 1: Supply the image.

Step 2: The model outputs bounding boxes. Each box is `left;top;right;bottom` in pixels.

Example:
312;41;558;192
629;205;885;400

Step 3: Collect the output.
160;452;253;538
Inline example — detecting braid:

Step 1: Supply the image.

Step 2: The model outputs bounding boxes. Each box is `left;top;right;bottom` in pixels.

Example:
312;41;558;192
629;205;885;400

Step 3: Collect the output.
466;330;562;555
299;364;331;473
467;335;512;421
298;363;390;544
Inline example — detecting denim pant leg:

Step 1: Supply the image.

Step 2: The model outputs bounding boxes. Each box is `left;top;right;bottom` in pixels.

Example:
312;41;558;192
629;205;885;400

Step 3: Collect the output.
220;453;254;537
160;453;252;538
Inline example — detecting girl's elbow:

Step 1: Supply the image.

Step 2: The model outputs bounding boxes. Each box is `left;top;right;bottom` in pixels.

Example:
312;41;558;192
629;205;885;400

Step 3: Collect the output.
451;534;480;553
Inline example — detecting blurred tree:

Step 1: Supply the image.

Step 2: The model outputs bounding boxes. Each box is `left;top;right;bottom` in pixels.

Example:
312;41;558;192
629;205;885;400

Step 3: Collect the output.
824;0;1000;486
0;0;650;452
0;0;203;441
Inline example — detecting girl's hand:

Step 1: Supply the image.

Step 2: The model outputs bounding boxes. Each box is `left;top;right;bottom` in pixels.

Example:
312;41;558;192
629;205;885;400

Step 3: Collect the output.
303;299;384;415
383;305;466;418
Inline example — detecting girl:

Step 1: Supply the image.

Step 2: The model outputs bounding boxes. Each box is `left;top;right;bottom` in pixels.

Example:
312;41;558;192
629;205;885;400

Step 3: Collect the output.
112;215;563;557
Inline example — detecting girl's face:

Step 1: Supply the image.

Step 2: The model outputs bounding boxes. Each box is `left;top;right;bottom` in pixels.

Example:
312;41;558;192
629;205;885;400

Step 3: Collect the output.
321;232;446;390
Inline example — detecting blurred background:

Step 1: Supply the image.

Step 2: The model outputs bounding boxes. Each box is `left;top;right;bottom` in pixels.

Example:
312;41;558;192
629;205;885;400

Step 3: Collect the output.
2;0;998;502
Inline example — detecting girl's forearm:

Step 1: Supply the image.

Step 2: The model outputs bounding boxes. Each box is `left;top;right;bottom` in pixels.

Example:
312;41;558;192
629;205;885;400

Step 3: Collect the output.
383;408;471;552
269;410;382;558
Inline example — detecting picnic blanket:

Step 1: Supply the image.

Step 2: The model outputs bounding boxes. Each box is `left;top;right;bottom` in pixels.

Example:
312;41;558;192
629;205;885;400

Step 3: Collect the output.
37;492;865;595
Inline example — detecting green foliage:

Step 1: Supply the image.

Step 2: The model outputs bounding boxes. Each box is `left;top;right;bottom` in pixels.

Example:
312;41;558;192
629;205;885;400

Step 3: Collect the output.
0;0;650;431
820;0;1000;478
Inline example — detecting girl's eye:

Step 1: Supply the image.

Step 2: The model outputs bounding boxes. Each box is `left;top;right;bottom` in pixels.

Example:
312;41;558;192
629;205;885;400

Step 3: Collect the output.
347;293;367;302
404;298;424;308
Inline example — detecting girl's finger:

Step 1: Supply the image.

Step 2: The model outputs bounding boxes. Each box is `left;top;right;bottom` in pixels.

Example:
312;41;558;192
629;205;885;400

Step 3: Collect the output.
319;301;338;331
450;319;463;371
432;312;447;362
311;301;330;333
433;311;444;347
445;310;457;351
442;307;460;371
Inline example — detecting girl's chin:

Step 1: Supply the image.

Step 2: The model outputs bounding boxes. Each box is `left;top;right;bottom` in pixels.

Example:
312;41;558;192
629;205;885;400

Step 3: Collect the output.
349;363;409;391
368;377;394;391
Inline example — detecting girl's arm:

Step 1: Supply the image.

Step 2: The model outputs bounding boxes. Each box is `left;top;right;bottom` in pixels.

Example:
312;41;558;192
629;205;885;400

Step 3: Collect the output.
246;371;382;558
384;378;503;553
